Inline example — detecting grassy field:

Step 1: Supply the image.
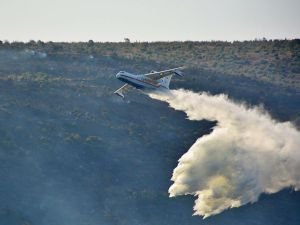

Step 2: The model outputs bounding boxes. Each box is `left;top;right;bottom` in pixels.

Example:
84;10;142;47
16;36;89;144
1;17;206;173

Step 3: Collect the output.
0;40;299;225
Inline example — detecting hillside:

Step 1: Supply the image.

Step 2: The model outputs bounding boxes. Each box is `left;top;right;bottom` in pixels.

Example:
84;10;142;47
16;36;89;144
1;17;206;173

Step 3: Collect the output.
1;39;300;88
0;40;299;225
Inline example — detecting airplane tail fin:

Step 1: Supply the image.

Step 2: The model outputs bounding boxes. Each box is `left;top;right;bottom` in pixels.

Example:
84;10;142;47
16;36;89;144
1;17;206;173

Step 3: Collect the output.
157;67;184;89
158;75;173;89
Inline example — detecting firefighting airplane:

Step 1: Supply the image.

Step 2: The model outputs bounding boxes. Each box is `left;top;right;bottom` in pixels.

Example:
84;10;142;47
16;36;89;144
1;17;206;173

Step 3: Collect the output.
114;66;184;98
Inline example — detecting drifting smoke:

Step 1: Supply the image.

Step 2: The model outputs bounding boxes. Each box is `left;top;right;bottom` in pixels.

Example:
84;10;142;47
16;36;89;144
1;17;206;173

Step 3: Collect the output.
149;89;300;218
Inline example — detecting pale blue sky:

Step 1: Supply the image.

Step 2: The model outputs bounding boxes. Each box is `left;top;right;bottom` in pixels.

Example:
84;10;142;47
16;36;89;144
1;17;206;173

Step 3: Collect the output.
1;0;299;42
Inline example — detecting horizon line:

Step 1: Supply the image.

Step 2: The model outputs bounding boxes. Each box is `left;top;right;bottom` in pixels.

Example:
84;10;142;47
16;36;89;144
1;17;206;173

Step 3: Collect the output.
1;37;299;44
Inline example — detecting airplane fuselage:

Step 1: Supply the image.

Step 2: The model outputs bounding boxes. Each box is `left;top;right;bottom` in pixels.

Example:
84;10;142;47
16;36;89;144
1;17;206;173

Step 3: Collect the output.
116;71;160;90
114;66;184;98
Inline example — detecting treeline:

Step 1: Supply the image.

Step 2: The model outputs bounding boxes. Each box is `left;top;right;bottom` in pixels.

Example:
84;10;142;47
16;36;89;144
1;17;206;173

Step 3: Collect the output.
1;39;300;88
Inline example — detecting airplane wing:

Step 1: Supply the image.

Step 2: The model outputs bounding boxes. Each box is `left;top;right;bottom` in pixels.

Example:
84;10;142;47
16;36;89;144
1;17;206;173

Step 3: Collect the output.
144;66;185;80
114;84;131;98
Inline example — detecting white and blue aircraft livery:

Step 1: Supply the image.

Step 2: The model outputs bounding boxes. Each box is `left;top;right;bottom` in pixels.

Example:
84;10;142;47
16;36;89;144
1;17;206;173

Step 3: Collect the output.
114;66;185;98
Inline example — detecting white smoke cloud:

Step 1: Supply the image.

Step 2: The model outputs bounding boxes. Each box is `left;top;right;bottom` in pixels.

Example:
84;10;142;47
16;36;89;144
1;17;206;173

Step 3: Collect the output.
149;89;300;218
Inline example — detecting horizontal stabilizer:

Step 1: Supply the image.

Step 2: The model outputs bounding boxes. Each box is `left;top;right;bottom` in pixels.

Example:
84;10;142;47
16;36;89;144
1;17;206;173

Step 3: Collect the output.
174;70;184;77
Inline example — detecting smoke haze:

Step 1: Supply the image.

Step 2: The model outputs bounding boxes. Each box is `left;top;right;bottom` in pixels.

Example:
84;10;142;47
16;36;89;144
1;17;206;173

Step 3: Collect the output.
149;89;300;218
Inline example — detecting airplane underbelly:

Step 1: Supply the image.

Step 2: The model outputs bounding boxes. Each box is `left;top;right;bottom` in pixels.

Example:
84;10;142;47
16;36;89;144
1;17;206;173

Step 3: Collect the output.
120;77;158;89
